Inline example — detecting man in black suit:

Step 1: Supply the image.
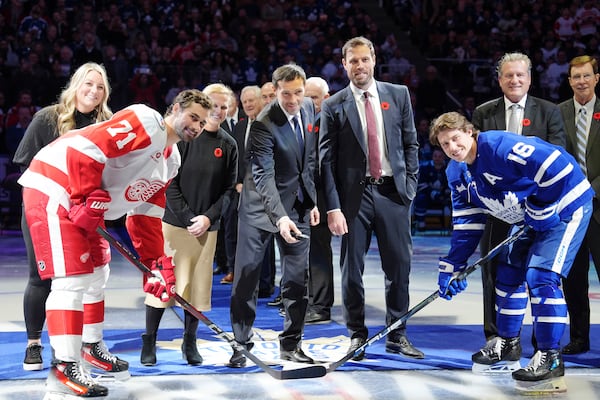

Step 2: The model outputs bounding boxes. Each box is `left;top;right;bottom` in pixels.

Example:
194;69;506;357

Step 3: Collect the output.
472;52;566;344
319;36;423;360
228;64;319;367
558;55;600;355
223;85;276;294
304;76;333;324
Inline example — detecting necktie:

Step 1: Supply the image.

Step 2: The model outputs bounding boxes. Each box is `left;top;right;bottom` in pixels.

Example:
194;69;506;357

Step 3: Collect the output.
230;118;236;132
364;91;381;179
507;104;520;134
292;116;304;158
575;107;588;173
292;116;305;202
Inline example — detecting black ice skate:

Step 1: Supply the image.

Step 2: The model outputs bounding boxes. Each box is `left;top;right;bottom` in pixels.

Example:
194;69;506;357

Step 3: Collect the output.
513;349;567;394
471;336;522;374
81;341;130;381
43;361;108;399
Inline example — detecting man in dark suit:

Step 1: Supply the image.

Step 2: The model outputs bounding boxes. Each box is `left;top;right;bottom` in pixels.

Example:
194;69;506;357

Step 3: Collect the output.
304;76;333;324
223;85;276;294
319;36;423;360
558;55;600;355
472;52;566;344
228;64;319;367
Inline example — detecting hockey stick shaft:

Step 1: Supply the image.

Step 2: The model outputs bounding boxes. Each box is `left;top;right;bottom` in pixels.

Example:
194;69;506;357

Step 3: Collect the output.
326;226;527;373
97;226;326;380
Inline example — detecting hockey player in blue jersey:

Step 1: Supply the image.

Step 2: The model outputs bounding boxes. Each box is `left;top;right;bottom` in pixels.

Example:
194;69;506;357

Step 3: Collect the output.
429;112;593;393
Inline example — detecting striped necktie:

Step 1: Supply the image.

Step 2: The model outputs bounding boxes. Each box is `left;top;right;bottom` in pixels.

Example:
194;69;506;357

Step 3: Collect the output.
575;107;588;173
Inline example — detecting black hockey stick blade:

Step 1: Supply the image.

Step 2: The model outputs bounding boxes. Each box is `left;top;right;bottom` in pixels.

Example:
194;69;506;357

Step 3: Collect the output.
326;226;527;373
97;227;326;380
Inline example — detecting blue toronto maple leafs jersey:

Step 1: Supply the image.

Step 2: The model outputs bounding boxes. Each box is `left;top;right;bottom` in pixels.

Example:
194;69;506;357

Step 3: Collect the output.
444;130;593;267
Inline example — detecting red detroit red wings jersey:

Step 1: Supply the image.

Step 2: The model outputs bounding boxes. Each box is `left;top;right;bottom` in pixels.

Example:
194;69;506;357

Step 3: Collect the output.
18;104;181;221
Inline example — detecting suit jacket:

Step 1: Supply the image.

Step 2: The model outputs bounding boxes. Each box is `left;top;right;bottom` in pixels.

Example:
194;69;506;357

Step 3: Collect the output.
559;97;600;223
238;98;317;232
319;81;419;220
232;116;250;184
471;95;566;147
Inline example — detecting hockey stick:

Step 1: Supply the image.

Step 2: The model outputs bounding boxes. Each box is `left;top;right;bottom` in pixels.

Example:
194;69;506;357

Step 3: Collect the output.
326;226;527;373
97;226;326;380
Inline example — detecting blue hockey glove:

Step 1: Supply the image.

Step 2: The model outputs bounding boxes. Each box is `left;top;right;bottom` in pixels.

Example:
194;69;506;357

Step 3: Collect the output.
438;258;468;300
524;198;560;232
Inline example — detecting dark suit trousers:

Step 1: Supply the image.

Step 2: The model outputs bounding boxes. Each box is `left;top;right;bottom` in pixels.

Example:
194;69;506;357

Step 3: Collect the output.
308;221;333;313
230;206;310;351
479;216;511;340
341;183;412;340
563;212;600;344
222;191;239;271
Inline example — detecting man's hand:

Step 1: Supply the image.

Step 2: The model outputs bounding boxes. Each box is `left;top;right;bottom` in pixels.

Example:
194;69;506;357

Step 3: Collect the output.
327;210;348;236
144;255;176;302
69;189;111;232
309;206;320;226
278;216;301;243
437;258;467;300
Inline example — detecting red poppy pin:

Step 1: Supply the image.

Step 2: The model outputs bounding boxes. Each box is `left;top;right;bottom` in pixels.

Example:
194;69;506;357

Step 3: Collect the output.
522;118;531;127
314;125;319;133
214;148;223;158
307;123;313;132
381;102;390;110
593;112;600;121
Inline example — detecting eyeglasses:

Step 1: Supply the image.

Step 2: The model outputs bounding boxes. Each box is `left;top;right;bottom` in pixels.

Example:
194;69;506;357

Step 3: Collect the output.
569;73;595;82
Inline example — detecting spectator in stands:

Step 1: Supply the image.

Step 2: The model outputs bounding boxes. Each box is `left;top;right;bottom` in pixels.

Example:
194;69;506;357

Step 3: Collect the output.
4;89;39;131
413;148;450;231
416;65;446;120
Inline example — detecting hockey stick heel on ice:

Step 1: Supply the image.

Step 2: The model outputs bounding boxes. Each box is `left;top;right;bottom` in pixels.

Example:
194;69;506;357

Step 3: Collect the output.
97;227;326;380
326;226;527;374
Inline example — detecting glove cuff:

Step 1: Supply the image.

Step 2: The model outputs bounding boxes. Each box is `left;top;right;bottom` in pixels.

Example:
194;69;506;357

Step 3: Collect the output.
438;258;466;274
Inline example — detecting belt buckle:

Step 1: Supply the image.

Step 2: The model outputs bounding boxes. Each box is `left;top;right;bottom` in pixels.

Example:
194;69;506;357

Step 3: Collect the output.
368;176;384;185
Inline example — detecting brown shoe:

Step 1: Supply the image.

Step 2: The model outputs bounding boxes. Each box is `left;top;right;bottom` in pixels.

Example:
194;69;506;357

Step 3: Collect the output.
220;272;234;284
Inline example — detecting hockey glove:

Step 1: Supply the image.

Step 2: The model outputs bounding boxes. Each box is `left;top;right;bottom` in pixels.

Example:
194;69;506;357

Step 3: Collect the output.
438;258;468;300
144;255;176;302
524;198;560;232
68;189;111;232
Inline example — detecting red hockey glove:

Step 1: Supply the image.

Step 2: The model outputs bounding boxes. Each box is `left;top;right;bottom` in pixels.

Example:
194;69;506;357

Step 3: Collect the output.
143;255;176;302
68;189;111;232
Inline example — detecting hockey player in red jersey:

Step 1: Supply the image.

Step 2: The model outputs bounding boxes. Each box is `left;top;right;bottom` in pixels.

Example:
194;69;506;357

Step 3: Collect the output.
18;89;213;399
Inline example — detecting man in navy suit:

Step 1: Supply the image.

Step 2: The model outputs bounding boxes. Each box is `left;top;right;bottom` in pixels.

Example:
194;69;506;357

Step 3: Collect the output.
319;36;423;360
558;55;600;355
228;64;319;367
472;52;566;345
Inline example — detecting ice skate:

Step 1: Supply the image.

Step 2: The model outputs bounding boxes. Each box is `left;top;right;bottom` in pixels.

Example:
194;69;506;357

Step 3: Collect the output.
471;336;521;374
43;361;108;399
81;341;130;381
513;349;567;394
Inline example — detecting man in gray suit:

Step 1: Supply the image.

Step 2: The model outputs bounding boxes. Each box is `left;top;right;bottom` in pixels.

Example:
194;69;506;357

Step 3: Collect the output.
558;55;600;355
472;52;566;345
228;64;319;368
319;36;423;361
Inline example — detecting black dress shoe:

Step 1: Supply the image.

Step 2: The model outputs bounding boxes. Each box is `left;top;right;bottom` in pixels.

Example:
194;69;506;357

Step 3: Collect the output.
348;337;366;361
267;294;282;307
227;349;246;368
561;340;590;355
280;348;314;364
304;309;331;324
258;287;274;298
386;336;425;359
213;265;226;275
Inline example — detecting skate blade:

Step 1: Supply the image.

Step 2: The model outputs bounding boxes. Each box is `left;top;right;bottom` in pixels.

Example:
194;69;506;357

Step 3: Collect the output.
472;360;521;375
515;376;567;395
43;391;86;400
88;369;131;382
